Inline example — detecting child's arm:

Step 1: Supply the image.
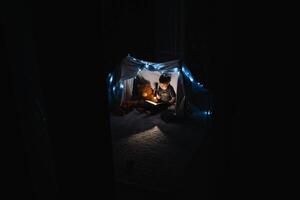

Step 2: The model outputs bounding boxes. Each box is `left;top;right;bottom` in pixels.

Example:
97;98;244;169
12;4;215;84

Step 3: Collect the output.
168;85;176;104
169;97;175;104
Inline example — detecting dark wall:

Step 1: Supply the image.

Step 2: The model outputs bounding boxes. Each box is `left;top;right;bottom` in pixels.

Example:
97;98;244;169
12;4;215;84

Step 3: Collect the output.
29;2;114;199
100;0;184;64
1;1;113;199
184;1;238;199
154;0;185;61
101;0;156;67
1;23;36;200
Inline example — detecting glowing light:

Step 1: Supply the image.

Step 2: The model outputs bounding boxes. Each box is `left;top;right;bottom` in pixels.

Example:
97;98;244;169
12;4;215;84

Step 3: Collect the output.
112;86;116;92
109;74;113;83
182;66;195;82
197;82;203;87
204;111;212;115
120;82;124;89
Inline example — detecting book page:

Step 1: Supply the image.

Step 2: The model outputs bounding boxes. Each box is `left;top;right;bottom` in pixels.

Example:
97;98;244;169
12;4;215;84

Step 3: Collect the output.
145;100;162;106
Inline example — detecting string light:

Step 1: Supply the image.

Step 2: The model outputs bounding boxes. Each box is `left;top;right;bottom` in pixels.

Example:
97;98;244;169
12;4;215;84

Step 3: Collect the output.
109;74;113;83
204;111;212;115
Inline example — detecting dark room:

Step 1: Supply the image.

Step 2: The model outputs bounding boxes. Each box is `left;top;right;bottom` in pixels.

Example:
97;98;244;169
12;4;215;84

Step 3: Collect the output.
1;0;239;200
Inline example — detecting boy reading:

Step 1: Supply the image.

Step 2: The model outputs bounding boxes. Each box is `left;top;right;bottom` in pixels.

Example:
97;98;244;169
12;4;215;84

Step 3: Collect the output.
155;74;176;105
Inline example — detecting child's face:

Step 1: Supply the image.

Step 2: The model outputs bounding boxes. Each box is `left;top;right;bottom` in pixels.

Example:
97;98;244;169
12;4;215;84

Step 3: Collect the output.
159;83;169;90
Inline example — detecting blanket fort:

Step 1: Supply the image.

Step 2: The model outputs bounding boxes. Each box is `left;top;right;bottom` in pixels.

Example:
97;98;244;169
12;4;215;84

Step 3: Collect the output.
107;54;214;119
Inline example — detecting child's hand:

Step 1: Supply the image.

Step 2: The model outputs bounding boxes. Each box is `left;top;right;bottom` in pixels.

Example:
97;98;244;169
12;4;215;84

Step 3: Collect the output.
156;94;160;100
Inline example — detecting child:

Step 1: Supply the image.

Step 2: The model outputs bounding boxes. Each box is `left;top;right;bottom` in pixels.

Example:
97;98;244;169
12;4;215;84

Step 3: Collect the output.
137;74;176;115
155;74;176;105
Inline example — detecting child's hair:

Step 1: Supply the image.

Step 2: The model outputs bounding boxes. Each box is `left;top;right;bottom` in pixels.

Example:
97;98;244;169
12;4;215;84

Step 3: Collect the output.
159;74;171;84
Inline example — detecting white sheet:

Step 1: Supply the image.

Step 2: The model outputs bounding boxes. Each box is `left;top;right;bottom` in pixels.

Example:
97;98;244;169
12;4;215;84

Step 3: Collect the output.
137;69;179;94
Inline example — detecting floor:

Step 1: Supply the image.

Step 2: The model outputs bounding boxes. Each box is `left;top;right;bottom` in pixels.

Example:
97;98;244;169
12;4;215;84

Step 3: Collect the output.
110;109;211;195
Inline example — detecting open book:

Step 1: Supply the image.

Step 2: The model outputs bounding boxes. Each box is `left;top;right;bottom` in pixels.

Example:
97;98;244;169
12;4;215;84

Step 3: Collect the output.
145;100;163;106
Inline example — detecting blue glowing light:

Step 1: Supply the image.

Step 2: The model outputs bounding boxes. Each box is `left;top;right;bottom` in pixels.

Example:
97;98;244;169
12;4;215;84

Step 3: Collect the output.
204;111;212;115
120;82;124;89
197;82;203;87
109;74;113;83
192;110;213;118
112;86;116;92
182;66;195;82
